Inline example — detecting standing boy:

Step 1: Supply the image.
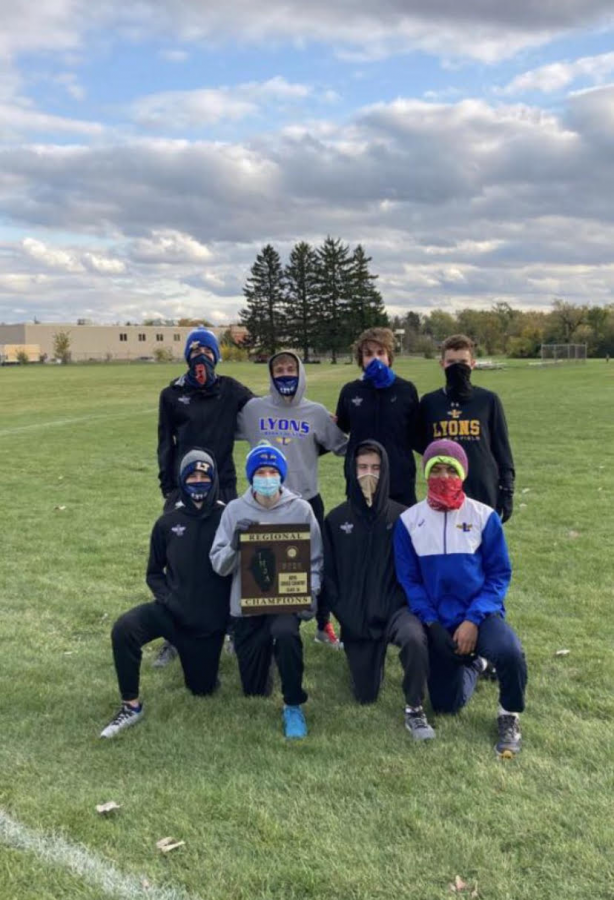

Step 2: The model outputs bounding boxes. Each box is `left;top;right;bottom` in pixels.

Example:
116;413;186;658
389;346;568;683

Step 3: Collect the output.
322;440;434;739
100;449;231;738
157;326;253;508
335;327;421;507
237;351;347;647
210;442;322;739
394;439;527;756
418;334;515;521
155;326;252;667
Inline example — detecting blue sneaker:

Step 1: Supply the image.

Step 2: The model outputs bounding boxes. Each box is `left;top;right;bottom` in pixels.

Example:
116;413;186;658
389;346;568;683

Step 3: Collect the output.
283;705;307;739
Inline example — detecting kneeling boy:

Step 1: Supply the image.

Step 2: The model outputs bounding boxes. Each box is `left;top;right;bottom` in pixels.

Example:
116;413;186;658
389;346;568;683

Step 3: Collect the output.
100;449;231;738
323;441;434;739
394;439;527;756
210;442;322;739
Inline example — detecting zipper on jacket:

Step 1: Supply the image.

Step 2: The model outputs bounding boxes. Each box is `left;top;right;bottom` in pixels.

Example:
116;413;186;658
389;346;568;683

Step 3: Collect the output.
443;511;447;554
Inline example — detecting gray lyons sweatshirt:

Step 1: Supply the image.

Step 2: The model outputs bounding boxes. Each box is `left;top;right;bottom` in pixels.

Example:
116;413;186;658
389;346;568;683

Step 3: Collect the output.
209;486;323;618
236;352;347;500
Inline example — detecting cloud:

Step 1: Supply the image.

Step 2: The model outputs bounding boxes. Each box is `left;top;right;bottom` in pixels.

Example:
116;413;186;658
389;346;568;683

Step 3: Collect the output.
0;102;103;139
21;237;125;274
3;0;614;64
127;229;212;263
500;51;614;94
3;86;614;320
131;77;312;129
159;48;190;62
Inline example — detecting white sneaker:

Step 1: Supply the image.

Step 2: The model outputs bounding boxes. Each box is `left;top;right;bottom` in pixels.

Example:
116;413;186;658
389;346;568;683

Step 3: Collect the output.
100;703;144;739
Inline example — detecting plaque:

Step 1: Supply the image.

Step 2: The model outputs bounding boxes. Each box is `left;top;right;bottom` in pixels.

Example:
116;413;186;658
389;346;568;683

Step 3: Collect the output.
239;524;312;616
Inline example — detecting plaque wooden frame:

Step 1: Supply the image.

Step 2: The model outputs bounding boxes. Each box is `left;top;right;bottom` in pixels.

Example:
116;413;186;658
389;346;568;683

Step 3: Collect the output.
239;523;311;616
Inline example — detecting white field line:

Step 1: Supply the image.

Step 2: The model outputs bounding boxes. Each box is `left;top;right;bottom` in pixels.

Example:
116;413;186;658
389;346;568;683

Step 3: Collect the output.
0;808;203;900
0;408;156;438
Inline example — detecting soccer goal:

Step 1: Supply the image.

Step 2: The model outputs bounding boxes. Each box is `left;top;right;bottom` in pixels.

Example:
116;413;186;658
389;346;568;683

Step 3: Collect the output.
540;343;587;364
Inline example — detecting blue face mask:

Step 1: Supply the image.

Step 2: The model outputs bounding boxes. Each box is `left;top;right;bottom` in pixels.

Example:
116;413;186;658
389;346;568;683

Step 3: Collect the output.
253;474;281;497
363;358;396;389
184;481;213;502
274;375;299;397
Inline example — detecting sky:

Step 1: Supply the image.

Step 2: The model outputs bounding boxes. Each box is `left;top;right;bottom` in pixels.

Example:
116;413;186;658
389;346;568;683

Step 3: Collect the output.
1;1;614;325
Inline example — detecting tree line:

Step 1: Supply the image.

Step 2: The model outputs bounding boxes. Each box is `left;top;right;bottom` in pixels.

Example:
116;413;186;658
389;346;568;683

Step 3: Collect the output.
239;238;388;362
392;300;614;358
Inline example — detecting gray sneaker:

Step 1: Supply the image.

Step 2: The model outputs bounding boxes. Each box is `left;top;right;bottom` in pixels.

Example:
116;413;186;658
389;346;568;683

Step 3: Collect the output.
496;714;521;757
404;707;436;741
152;641;178;668
100;703;143;739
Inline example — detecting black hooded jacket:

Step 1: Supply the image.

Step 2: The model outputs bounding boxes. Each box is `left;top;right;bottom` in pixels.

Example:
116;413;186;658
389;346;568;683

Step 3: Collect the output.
157;374;253;496
335;375;420;505
146;450;231;634
322;441;408;641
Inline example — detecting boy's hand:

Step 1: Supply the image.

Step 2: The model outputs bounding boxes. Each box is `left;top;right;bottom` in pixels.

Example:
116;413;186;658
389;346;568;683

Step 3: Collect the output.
497;488;514;523
427;622;460;664
231;519;257;551
453;621;478;656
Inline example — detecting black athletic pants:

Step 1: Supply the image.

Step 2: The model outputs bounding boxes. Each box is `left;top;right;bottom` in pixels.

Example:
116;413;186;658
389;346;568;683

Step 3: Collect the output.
111;602;225;701
233;614;307;706
307;493;330;631
342;607;428;707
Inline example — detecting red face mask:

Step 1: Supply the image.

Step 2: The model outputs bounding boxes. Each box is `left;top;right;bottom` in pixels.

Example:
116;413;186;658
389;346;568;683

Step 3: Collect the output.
427;476;465;512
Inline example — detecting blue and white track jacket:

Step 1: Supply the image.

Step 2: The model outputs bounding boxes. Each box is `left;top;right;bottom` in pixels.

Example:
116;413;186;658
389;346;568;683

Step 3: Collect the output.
393;497;511;631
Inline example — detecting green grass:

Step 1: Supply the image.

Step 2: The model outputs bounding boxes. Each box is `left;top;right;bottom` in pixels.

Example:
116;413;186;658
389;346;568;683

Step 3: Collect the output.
1;359;613;900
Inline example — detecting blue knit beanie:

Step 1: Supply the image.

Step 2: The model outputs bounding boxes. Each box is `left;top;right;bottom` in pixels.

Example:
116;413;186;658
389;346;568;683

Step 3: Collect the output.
184;327;220;364
245;441;288;484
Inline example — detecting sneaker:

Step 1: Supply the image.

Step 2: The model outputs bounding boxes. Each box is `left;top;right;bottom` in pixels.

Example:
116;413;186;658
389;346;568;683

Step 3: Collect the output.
100;703;143;739
152;641;178;668
224;634;235;655
496;714;522;757
404;707;436;741
314;622;342;649
476;657;498;681
282;705;307;739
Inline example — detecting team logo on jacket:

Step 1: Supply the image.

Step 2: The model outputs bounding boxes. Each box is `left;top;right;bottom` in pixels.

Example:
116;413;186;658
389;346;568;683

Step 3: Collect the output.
351;397;363;407
456;522;473;532
259;417;310;439
178;396;191;406
171;524;186;536
340;521;354;534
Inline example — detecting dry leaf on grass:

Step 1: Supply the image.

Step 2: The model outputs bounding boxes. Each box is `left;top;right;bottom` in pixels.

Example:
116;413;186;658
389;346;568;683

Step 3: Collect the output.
519;503;527;508
54;505;67;511
521;488;531;494
449;875;468;892
568;530;580;539
156;836;185;853
555;649;570;656
96;801;121;815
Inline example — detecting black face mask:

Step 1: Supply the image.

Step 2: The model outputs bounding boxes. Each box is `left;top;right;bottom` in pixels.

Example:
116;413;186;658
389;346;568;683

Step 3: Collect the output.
445;362;473;400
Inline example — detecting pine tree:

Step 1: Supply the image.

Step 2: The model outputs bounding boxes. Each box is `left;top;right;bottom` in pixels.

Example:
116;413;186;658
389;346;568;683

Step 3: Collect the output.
314;236;353;363
240;245;285;355
282;242;319;361
347;244;388;334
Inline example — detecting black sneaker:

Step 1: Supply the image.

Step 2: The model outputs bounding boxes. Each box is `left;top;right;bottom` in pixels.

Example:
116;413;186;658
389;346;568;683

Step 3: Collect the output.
472;656;497;680
404;707;436;741
496;714;522;757
100;703;143;739
152;641;178;668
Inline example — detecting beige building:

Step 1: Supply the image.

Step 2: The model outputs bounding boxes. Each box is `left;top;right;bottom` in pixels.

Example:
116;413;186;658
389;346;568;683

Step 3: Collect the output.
0;323;246;362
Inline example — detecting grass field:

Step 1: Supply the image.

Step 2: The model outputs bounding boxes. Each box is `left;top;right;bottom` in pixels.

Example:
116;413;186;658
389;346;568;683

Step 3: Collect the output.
1;358;613;900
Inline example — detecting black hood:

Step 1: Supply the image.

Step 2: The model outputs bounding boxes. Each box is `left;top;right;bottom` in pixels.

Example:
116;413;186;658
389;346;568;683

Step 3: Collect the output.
347;439;391;518
178;447;220;517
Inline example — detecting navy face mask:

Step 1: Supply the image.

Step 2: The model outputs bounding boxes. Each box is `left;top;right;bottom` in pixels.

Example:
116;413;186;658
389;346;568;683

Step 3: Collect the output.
274;375;299;397
184;481;213;502
187;353;216;388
